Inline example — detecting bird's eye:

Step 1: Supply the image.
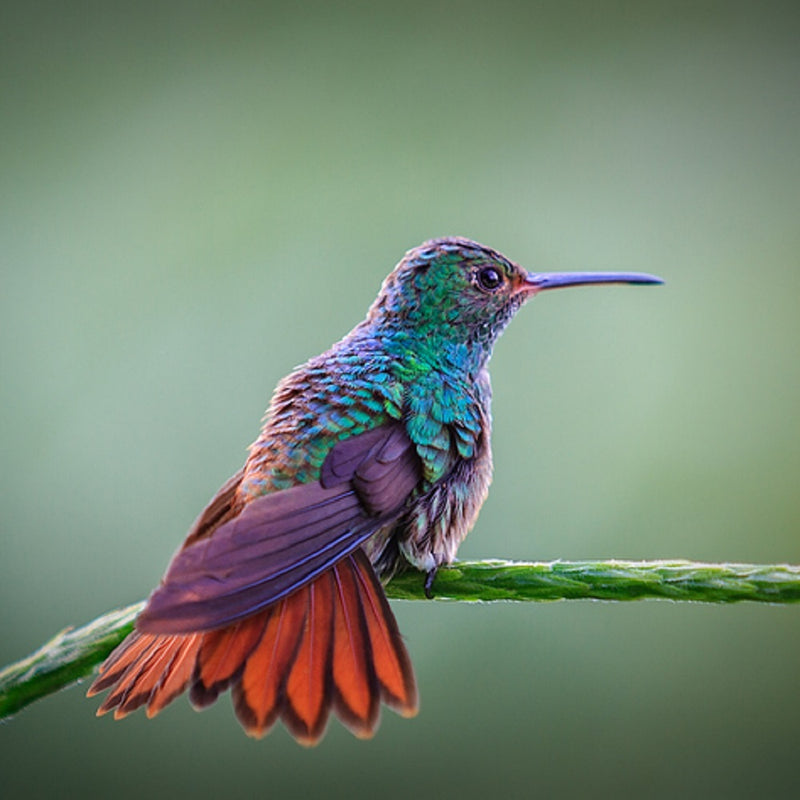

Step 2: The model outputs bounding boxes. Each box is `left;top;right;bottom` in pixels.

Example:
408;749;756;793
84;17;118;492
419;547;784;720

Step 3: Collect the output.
476;266;503;292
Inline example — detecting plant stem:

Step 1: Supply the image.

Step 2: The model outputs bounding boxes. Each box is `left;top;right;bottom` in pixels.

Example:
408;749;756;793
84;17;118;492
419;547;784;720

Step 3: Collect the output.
3;559;800;721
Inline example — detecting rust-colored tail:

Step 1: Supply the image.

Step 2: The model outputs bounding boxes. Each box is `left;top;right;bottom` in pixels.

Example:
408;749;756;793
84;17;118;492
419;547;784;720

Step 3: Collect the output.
88;550;417;745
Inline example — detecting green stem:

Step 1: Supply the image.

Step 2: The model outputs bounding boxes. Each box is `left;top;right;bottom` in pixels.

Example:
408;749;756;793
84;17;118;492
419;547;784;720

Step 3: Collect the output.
387;558;800;602
3;559;800;721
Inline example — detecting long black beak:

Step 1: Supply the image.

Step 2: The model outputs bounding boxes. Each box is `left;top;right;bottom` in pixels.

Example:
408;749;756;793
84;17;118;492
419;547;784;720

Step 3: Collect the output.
523;271;664;293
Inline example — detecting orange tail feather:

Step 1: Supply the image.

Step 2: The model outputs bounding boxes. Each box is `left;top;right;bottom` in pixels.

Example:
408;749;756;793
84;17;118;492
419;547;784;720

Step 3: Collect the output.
88;551;417;744
351;549;418;716
330;555;380;737
192;613;268;708
146;634;202;717
282;571;335;743
232;594;306;737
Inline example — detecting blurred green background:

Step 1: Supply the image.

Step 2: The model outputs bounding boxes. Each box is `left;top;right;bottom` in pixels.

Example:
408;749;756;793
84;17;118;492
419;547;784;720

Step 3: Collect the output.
2;1;799;797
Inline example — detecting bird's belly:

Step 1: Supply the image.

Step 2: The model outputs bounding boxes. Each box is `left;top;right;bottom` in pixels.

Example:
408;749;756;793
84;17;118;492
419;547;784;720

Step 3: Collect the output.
365;443;493;577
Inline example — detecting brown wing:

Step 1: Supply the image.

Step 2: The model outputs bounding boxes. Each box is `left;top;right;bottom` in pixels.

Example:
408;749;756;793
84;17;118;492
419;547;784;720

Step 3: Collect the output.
136;421;421;634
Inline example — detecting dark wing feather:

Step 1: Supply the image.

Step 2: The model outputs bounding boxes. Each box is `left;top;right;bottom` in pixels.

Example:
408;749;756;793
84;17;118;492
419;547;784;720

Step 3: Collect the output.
184;468;245;547
319;425;394;488
137;421;421;635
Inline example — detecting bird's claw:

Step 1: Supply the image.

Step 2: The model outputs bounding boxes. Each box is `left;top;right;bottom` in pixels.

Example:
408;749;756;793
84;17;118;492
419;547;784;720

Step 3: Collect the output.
424;567;438;599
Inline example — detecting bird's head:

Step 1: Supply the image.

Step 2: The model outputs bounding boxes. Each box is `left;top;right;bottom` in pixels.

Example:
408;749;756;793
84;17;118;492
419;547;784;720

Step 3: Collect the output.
365;237;662;372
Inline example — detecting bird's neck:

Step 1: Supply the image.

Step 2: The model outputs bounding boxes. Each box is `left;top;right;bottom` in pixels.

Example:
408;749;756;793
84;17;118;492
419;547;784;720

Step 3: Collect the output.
347;320;493;379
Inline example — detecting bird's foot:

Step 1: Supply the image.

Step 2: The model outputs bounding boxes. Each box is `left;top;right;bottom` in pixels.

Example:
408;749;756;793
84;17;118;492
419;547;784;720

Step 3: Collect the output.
424;567;438;599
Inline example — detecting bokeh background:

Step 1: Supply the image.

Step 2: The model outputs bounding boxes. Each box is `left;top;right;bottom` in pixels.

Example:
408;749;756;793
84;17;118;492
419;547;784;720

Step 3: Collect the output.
2;1;799;797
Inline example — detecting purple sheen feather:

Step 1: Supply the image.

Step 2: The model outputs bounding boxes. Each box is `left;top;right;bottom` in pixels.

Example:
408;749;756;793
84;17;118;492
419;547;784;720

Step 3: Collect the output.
137;519;385;635
175;487;363;572
319;422;405;488
353;448;421;515
137;422;422;635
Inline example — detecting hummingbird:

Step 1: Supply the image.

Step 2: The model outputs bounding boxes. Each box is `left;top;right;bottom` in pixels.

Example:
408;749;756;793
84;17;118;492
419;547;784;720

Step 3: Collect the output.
88;237;662;744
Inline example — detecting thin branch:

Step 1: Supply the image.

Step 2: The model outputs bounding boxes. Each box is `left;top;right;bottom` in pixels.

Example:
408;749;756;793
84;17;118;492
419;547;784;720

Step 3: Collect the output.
3;559;800;721
0;603;142;720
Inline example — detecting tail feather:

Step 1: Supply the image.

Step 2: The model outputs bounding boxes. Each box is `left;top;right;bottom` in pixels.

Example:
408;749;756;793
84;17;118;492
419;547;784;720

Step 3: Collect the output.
232;595;307;737
192;613;268;707
331;556;379;737
88;551;417;744
111;637;177;718
96;636;164;716
351;549;418;716
88;632;154;695
145;634;202;717
282;571;335;743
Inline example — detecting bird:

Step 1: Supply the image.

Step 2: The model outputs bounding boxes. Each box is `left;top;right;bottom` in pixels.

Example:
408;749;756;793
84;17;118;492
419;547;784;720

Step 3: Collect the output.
88;237;662;744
